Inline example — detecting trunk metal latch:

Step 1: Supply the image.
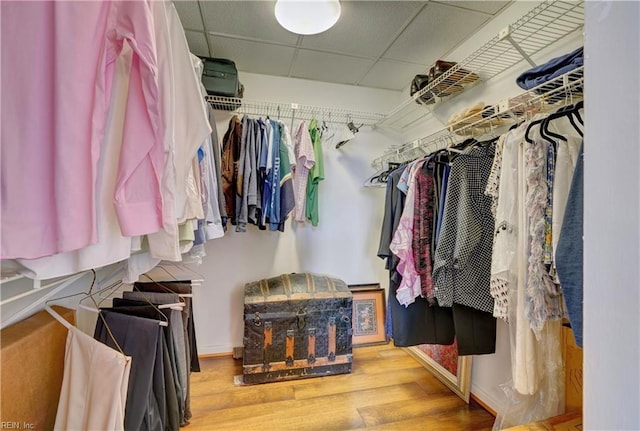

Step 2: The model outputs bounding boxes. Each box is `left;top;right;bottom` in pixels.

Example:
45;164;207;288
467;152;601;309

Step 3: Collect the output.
296;309;306;329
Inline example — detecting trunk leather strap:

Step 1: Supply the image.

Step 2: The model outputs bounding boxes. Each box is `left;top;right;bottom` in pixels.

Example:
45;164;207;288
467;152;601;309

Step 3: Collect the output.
285;329;295;366
307;328;316;364
328;317;336;362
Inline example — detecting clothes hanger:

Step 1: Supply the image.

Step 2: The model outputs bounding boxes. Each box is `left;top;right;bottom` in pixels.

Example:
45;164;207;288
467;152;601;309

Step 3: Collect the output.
156;263;203;294
448;138;475;154
375;162;402;184
84;278;123;308
563;99;584;136
571;100;584;125
110;286;171;326
540;101;584;144
45;269;98;325
138;269;193;299
80;272;172;326
44;270;128;354
524;117;546;145
134;273;187;310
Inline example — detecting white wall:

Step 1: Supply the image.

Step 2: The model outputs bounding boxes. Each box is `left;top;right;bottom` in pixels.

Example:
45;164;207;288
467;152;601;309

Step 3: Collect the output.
189;72;404;354
584;2;640;429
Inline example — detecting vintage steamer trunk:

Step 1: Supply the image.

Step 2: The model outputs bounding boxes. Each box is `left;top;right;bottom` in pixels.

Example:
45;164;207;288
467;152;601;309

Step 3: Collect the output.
243;273;353;384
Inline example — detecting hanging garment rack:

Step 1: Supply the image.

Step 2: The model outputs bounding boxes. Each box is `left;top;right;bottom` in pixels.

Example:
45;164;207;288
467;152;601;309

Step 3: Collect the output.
377;0;584;130
207;95;386;128
371;66;584;171
0;265;127;329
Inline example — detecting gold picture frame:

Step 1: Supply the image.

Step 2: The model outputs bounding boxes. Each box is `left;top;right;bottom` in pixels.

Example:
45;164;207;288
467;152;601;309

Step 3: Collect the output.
404;343;472;402
349;284;387;347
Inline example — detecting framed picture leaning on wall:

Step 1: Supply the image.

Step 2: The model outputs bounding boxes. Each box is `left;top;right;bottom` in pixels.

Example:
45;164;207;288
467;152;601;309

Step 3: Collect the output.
348;284;387;347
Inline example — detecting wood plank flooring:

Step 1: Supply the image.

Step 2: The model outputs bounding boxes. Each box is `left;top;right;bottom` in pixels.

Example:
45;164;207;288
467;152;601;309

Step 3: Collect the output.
188;342;495;430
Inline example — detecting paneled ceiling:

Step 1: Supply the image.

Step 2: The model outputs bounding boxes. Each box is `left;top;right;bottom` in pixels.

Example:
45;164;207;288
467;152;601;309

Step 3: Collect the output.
174;0;511;91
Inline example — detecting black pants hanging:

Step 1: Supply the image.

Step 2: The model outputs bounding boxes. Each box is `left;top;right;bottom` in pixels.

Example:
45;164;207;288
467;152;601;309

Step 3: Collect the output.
134;281;200;422
388;275;455;347
121;291;188;425
110;301;182;430
452;303;497;356
134;281;200;372
94;310;166;431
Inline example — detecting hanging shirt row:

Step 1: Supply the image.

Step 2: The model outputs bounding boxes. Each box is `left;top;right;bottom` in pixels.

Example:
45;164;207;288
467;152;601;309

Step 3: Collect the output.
1;1;223;280
219;115;325;232
378;102;584;356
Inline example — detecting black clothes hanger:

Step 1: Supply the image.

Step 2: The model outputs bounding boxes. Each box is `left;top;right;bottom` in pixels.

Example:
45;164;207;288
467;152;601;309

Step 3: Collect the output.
524;118;546;144
479;136;500;147
540;112;567;146
541;101;584;144
508;121;522;131
572;100;584;125
451;138;477;151
370;162;402;184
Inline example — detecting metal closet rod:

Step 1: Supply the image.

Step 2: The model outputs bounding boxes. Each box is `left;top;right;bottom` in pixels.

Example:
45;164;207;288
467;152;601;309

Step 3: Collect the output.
206;96;386;127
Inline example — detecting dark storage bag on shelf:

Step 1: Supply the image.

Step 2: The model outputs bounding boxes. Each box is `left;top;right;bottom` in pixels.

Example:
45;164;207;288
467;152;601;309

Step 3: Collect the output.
200;57;244;110
242;273;353;384
410;74;435;105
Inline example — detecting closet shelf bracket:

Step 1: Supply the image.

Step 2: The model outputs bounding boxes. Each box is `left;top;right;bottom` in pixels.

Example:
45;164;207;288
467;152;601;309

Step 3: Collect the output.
499;25;537;68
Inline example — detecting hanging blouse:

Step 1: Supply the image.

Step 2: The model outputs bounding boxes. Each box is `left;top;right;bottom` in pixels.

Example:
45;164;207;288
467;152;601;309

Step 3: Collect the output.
292;121;316;222
524;125;566;333
432;144;496;314
486;133;511;320
390;160;425;307
412;161;436;300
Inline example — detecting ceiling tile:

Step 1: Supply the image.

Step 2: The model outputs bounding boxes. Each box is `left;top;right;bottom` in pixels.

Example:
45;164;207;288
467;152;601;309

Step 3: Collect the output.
173;1;204;31
300;1;425;58
436;1;511;15
382;2;491;64
208;36;295;77
200;0;299;45
359;60;427;91
290;50;375;85
184;30;210;57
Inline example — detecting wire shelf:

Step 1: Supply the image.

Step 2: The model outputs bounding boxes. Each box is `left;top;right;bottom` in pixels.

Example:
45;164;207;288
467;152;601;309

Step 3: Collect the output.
206;95;387;126
376;0;584;130
371;66;584;171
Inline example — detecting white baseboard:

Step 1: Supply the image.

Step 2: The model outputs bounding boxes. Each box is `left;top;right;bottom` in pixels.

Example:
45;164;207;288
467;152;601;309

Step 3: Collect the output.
197;343;235;356
471;383;504;414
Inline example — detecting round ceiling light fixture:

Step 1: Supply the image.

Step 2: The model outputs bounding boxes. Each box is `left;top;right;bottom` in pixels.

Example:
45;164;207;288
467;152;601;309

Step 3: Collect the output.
275;0;341;35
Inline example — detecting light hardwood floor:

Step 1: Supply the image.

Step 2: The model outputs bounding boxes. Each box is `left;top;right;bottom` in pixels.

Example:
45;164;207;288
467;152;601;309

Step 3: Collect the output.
188;342;495;430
